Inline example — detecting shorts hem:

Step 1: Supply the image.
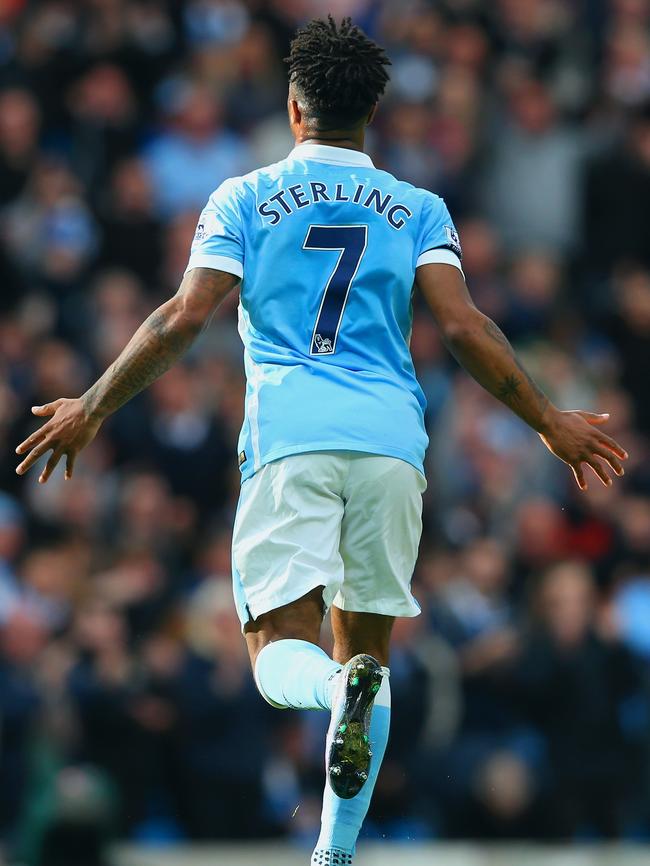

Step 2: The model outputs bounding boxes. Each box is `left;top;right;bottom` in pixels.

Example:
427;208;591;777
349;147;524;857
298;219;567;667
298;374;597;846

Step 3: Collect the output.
238;579;338;631
331;599;421;618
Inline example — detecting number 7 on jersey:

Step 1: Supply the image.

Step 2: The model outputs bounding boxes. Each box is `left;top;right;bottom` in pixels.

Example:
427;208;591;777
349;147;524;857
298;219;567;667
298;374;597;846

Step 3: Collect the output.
304;224;368;355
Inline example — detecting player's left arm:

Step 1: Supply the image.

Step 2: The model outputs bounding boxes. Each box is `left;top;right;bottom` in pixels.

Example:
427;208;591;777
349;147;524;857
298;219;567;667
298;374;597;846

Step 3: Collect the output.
16;267;237;483
416;262;628;491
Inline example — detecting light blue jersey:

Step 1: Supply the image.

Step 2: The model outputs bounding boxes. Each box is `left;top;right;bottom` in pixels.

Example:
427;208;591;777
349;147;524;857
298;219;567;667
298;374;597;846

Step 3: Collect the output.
186;143;463;481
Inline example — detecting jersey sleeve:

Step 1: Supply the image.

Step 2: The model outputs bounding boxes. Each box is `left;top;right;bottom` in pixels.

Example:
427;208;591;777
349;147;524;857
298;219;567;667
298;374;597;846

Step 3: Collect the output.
416;193;463;274
185;178;244;279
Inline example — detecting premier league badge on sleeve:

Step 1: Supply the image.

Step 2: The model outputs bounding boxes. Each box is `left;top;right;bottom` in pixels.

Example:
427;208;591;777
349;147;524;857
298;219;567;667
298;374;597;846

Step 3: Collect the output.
194;208;214;241
444;225;462;258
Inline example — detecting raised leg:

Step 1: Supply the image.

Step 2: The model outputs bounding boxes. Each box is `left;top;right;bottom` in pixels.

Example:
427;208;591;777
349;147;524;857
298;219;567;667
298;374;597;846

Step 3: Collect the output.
245;587;342;711
244;585;325;666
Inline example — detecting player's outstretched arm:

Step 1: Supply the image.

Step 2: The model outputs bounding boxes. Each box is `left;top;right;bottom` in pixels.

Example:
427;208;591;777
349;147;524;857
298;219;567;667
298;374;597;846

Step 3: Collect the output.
416;262;628;490
16;267;238;483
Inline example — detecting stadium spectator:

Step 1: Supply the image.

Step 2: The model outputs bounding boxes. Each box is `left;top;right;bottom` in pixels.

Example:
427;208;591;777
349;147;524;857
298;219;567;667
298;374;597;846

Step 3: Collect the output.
143;81;253;217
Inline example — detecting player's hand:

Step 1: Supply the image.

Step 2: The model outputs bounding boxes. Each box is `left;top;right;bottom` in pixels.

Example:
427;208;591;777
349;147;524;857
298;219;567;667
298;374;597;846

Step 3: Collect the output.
539;409;628;491
15;398;102;483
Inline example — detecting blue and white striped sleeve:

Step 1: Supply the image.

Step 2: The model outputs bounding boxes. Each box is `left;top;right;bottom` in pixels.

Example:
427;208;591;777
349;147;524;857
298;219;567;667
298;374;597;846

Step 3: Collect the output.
415;193;463;275
185;178;244;279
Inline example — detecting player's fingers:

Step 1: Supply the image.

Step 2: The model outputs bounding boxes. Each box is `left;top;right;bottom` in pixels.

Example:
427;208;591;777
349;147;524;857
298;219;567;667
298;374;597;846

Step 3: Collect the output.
594;446;624;477
64;451;77;481
596;432;628;461
578;411;610;426
39;448;63;484
31;400;63;417
15;440;53;475
571;463;587;491
15;424;51;455
586;457;612;488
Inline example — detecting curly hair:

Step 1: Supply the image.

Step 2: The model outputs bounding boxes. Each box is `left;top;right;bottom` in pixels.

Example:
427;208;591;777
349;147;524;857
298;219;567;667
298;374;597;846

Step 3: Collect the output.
285;16;391;129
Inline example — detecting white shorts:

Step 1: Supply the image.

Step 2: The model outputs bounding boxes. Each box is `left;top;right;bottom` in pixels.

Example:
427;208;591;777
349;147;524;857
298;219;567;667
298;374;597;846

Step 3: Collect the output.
231;451;426;628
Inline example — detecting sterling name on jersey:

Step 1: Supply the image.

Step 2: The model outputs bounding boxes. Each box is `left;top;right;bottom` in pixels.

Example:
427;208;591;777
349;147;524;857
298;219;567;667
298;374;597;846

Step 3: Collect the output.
186;144;463;481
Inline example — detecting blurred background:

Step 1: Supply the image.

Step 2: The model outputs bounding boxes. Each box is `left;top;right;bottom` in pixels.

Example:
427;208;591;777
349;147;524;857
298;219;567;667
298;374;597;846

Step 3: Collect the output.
1;0;650;864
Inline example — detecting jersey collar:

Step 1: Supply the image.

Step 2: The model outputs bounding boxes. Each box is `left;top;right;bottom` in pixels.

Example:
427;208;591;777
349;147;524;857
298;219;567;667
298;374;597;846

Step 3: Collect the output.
289;143;374;168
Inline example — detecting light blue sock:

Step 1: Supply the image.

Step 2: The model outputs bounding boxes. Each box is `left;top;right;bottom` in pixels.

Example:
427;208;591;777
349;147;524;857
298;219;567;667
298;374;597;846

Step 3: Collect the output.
312;669;391;864
254;639;341;710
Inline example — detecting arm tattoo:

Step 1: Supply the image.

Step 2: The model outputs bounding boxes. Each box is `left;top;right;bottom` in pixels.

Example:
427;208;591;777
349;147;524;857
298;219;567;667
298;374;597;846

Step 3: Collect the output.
514;356;549;411
82;268;236;420
482;319;549;423
82;307;201;420
497;374;522;404
466;319;549;429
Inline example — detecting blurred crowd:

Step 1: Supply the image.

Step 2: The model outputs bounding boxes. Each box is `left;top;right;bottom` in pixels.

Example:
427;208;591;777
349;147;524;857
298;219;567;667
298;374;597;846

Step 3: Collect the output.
1;0;650;862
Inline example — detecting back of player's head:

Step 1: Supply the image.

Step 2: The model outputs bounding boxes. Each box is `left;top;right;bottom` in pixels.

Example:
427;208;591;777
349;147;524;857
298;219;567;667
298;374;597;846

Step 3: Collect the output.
286;16;391;130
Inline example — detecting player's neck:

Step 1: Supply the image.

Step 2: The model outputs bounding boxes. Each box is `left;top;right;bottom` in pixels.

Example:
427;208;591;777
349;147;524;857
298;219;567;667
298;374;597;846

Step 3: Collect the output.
296;131;365;153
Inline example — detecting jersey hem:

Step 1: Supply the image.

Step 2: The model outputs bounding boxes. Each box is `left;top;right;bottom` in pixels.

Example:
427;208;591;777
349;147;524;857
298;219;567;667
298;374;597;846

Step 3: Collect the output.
240;441;426;481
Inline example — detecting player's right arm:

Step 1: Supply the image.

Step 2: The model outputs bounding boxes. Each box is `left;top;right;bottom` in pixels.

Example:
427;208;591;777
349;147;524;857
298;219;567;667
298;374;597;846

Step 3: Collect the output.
416;262;628;490
15;267;237;483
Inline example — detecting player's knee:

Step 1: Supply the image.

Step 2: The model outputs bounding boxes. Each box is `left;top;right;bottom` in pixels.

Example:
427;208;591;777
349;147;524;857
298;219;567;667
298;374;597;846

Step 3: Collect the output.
243;588;325;662
244;613;324;670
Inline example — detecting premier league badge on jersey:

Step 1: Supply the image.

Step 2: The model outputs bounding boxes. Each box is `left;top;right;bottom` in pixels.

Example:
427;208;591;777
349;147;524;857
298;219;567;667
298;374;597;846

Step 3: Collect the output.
194;223;207;240
314;333;334;354
444;225;462;258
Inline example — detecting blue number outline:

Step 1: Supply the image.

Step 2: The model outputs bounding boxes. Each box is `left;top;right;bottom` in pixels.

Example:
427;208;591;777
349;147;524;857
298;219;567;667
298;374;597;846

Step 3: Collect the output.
303;224;368;355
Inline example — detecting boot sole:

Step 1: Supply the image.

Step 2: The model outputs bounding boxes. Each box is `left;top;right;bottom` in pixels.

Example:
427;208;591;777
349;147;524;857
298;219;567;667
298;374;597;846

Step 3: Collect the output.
327;654;383;799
